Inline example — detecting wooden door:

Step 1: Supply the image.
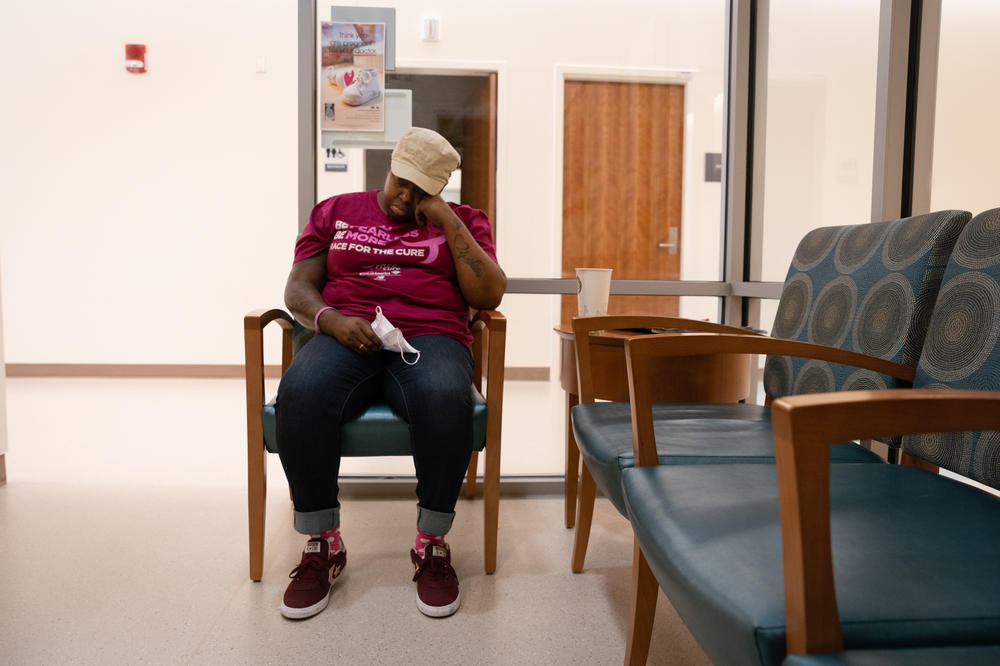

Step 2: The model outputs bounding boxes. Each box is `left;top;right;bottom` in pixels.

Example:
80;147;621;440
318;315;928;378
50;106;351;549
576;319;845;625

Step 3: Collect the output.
561;80;684;327
461;72;498;234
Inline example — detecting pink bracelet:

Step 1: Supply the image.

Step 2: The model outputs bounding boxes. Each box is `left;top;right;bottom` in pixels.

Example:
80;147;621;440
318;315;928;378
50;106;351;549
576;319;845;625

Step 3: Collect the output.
313;306;333;335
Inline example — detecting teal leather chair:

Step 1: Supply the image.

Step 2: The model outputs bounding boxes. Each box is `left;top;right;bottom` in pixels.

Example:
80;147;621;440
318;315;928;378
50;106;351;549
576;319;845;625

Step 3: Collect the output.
570;210;972;576
569;314;766;572
621;208;1000;665
244;309;506;580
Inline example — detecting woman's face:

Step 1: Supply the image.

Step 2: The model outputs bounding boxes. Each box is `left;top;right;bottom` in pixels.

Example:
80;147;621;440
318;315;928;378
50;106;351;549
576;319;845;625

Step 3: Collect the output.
381;172;429;224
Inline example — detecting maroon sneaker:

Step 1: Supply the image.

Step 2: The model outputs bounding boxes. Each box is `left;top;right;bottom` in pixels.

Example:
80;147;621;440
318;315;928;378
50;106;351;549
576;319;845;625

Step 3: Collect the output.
280;537;346;619
410;543;460;617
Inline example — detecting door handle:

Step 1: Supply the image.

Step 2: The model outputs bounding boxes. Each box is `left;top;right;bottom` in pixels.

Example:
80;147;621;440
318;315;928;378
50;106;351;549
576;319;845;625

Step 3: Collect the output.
658;227;679;254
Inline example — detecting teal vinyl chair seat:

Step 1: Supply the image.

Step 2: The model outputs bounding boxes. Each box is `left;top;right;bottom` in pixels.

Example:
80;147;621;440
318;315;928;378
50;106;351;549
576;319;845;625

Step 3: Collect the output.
571;402;881;516
261;386;489;456
622;462;1000;666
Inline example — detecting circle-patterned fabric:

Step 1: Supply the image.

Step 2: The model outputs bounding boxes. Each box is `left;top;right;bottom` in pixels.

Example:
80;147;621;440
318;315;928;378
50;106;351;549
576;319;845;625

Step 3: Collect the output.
835;223;889;274
918;431;974;473
808;276;857;348
852;274;914;360
901;276;943;366
952;209;1000;270
973;431;1000;489
842;369;888;391
772;273;812;339
883;215;939;271
793;360;835;394
763;355;793;398
792;226;842;272
920;271;1000;383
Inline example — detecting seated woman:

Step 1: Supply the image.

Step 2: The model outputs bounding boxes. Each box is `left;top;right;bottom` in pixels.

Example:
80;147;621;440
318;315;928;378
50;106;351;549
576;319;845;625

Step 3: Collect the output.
275;127;506;620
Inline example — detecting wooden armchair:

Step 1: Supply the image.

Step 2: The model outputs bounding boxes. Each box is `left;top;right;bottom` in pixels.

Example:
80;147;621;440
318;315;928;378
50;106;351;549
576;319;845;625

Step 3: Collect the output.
569;314;760;573
244;308;506;581
568;210;972;580
619;332;916;664
618;207;1000;665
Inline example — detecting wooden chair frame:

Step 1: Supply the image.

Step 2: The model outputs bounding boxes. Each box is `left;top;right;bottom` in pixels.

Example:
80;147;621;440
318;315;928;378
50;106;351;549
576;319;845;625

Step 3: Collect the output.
244;308;506;581
620;333;917;665
569;315;763;574
770;389;1000;655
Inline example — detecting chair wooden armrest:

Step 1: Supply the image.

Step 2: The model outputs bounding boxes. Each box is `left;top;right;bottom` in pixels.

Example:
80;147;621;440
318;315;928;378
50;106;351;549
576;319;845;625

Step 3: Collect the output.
571;316;763;403
244;308;295;380
243;308;294;582
622;333;917;468
770;389;1000;655
471;309;507;388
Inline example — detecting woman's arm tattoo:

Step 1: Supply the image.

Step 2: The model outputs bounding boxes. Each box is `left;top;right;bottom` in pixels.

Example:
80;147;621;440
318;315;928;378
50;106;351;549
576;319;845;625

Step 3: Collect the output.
454;235;484;277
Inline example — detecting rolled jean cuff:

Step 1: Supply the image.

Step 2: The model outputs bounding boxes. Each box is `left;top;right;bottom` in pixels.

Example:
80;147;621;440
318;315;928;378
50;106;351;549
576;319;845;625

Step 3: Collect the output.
293;506;340;535
416;505;455;537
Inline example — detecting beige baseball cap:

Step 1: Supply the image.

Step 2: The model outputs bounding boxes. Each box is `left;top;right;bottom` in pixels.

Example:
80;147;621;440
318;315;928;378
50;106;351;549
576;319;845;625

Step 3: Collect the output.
390;127;461;196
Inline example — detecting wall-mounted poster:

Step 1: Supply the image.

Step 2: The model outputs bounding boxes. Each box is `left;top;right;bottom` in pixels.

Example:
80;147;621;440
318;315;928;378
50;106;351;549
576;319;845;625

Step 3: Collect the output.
320;21;386;131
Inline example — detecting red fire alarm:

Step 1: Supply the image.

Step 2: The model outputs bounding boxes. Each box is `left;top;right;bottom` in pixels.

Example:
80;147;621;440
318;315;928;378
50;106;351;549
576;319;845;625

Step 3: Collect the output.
125;44;146;73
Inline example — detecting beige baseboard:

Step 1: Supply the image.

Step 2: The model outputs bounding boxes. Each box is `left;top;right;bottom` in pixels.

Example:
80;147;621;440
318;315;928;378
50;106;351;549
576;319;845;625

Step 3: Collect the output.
6;363;551;381
6;364;272;378
504;366;549;381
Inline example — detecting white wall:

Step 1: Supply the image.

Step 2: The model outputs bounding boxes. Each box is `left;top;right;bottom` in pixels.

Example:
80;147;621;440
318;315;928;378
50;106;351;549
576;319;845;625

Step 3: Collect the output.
0;0;297;364
0;0;727;370
0;267;6;458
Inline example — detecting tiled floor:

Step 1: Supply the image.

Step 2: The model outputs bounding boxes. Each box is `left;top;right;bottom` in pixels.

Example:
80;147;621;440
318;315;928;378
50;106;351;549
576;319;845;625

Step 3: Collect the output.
0;377;709;665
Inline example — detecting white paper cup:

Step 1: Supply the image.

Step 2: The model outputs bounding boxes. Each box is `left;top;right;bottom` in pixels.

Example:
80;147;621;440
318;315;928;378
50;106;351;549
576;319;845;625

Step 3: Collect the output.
576;268;612;316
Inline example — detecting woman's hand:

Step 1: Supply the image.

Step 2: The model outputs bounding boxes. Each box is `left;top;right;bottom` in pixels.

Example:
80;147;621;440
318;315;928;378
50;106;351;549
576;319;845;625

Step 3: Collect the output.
320;310;382;355
285;253;382;355
414;195;453;229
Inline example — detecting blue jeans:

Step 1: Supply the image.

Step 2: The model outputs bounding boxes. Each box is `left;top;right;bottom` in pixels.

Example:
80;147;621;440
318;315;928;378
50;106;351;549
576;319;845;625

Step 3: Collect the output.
274;333;474;537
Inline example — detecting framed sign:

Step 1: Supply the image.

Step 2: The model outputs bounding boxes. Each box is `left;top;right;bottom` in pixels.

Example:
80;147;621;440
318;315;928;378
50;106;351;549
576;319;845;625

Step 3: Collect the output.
320;21;386;131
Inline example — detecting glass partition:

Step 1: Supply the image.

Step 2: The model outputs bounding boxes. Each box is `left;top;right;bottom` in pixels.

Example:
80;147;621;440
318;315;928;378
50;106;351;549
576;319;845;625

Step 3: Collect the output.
756;0;881;282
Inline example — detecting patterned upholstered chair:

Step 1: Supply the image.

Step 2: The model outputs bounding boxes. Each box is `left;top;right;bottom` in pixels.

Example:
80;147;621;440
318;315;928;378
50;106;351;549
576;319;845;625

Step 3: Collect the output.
762;211;965;410
244;309;506;580
620;208;1000;665
571;209;970;573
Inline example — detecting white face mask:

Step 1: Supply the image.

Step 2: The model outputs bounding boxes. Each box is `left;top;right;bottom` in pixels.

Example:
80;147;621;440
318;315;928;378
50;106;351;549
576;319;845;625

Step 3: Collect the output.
371;306;420;365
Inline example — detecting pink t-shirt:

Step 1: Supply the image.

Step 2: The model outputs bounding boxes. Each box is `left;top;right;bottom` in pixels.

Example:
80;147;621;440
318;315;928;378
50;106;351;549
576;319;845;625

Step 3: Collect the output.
294;190;498;347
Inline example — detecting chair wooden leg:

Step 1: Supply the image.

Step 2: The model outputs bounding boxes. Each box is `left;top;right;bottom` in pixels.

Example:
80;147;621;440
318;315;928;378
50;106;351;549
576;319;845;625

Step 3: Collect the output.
0;453;6;486
565;392;580;528
900;451;938;473
625;538;658;666
572;463;597;573
464;451;479;499
484;445;500;574
248;446;267;582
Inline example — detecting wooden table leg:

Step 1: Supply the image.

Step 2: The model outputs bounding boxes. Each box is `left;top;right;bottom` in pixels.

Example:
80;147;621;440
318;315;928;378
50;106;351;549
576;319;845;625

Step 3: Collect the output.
565;392;579;528
0;453;6;486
